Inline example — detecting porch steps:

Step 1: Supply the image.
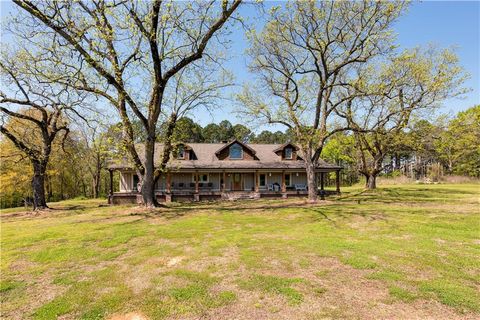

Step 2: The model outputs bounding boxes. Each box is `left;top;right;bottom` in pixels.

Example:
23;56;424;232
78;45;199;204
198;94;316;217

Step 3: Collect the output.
224;192;258;201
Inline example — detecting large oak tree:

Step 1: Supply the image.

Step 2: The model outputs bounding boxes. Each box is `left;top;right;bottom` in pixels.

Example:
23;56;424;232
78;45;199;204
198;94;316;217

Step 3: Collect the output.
0;50;87;209
13;0;242;207
238;1;406;201
339;47;468;188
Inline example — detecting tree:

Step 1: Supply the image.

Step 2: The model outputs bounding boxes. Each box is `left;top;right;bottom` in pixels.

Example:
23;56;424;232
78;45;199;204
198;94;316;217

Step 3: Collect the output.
252;130;289;144
341;48;467;188
202;120;236;142
232;124;254;142
78;123;112;198
238;1;405;201
0;51;86;209
13;0;242;207
218;120;235;142
0;140;32;208
157;62;234;179
436;106;480;177
158;117;204;143
202;123;222;143
322;132;359;185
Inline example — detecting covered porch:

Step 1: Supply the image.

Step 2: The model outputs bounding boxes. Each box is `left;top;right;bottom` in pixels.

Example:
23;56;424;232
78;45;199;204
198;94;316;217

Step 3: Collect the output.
107;169;341;204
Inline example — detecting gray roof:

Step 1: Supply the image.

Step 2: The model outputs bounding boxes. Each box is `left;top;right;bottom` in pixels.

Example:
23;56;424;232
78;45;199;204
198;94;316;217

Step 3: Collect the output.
107;143;341;171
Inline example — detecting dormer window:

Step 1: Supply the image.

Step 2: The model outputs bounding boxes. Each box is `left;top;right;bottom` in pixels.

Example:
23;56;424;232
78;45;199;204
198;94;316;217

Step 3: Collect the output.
229;143;243;159
177;145;185;159
285;147;293;160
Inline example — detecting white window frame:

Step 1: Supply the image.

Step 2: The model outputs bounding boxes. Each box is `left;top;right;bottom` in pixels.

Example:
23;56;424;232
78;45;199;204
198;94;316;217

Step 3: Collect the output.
229;143;243;159
284;147;293;159
193;173;209;183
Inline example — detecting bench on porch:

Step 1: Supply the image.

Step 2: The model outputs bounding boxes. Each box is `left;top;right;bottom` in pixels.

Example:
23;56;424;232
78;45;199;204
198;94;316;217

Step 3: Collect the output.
294;184;307;191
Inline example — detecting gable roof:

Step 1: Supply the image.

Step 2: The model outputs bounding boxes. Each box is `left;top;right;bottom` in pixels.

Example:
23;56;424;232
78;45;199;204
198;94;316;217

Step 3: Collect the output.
107;143;341;170
272;142;299;153
214;139;257;156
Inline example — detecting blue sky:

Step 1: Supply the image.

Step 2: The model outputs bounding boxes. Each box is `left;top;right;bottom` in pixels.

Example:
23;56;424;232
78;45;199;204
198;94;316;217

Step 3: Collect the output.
1;1;479;131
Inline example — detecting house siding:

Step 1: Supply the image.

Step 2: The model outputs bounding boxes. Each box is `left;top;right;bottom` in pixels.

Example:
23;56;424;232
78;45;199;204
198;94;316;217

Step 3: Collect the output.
120;172;133;192
243;173;254;191
118;170;309;193
291;172;307;185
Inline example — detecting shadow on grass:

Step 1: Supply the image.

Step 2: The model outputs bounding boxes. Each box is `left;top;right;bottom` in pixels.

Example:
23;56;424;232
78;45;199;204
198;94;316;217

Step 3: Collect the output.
308;206;389;228
130;200;334;219
335;186;478;204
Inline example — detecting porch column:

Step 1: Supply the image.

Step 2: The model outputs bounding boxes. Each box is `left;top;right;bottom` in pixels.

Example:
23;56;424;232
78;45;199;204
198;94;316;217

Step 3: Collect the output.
108;169;113;204
320;172;325;191
222;171;226;192
166;172;171;193
195;171;199;193
335;170;341;194
279;170;286;200
254;170;259;192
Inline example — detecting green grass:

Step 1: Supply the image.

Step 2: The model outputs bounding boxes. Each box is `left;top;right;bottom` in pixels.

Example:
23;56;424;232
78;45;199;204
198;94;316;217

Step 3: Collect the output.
239;274;304;305
1;183;479;319
388;285;417;302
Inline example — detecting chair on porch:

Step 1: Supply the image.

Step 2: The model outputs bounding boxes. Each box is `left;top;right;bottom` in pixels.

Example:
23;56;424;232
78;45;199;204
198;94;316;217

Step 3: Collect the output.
267;183;274;191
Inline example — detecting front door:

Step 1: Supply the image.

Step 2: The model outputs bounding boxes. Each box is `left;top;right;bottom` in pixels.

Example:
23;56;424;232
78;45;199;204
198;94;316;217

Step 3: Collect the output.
232;173;242;191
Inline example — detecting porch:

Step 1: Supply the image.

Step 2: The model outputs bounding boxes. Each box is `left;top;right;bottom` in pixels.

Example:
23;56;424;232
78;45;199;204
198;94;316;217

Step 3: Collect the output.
108;169;341;204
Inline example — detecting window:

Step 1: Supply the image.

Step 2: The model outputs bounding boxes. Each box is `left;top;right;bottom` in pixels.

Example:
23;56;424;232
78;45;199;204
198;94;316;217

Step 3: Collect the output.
133;174;139;191
284;147;293;159
193;173;208;182
229;143;243;159
285;173;291;186
177;145;185;159
259;174;266;187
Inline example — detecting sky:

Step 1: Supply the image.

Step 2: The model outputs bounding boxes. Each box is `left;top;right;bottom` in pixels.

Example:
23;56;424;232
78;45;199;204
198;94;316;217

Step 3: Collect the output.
1;1;479;132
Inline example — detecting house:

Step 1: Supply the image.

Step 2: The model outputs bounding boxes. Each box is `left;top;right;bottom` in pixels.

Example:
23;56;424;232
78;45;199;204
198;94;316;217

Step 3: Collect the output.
106;140;342;204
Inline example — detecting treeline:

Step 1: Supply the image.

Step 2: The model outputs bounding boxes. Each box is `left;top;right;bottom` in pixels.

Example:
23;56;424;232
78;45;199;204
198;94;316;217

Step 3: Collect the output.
323;105;480;186
158;118;290;144
2;106;477;209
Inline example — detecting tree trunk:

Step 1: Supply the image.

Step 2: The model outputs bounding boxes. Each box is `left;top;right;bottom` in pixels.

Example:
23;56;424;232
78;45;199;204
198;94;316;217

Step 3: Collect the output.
82;179;87;197
365;174;377;189
92;175;99;198
32;161;48;210
60;171;64;200
394;153;401;170
45;173;53;201
305;157;318;202
93;152;101;198
141;134;158;207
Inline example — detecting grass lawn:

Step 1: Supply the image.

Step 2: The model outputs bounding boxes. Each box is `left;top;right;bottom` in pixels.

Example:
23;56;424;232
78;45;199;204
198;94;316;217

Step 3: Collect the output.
1;183;479;319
